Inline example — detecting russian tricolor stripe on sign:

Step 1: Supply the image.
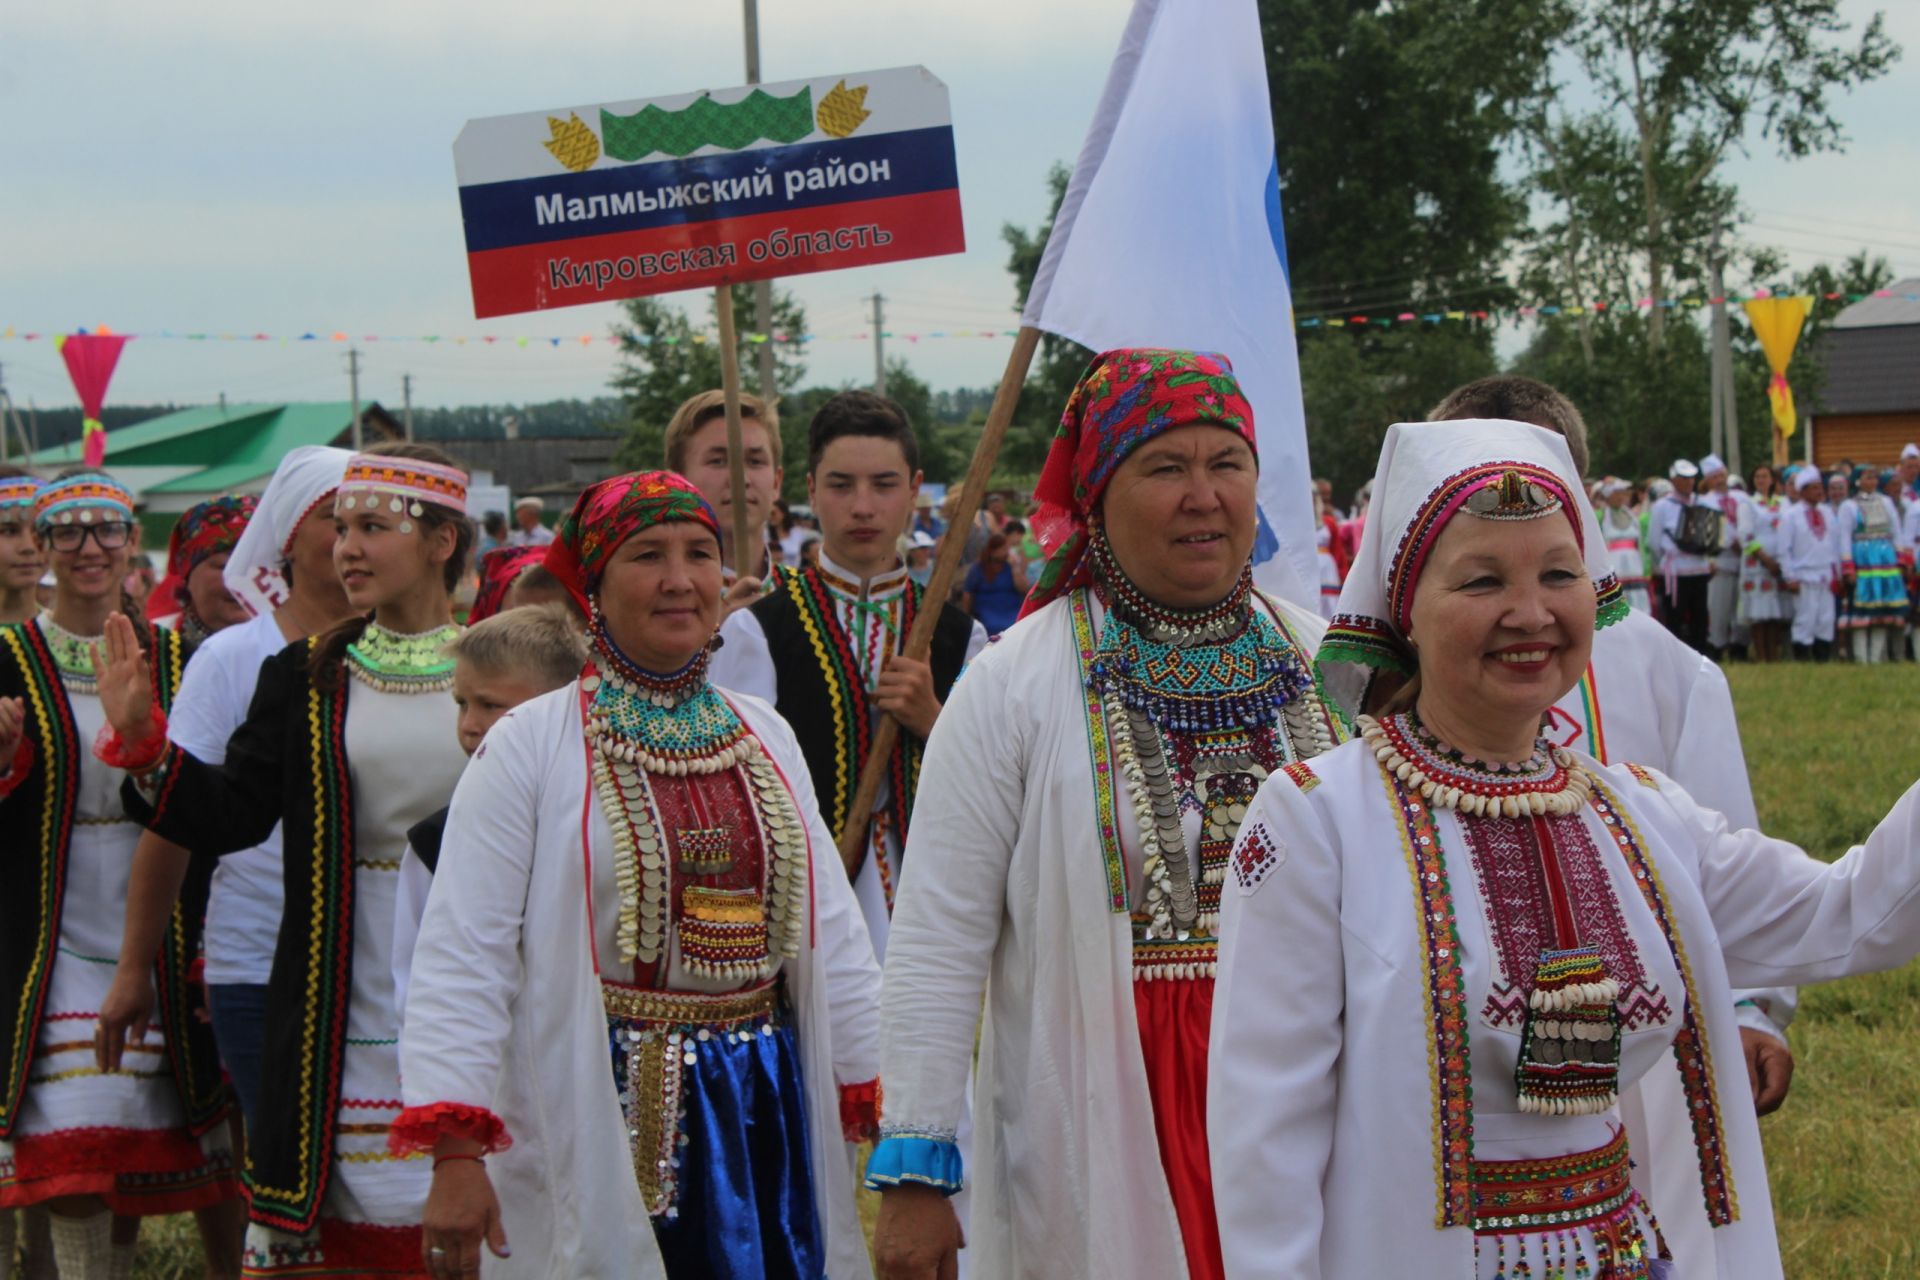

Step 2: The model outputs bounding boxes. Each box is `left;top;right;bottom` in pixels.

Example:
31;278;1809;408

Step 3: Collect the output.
453;66;965;318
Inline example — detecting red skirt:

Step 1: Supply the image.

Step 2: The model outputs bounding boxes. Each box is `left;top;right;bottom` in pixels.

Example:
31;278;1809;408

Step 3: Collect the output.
1134;973;1223;1280
0;1123;240;1215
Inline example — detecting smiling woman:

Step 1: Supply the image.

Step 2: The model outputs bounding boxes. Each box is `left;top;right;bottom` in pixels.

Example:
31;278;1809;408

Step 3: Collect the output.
0;471;240;1276
1210;420;1920;1280
392;470;882;1280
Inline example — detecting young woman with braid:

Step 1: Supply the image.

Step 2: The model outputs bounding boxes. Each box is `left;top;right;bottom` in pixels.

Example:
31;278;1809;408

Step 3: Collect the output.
98;448;355;1143
93;444;472;1278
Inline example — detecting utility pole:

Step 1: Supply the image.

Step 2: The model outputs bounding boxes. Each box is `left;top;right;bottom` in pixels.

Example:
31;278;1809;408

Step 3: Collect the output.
347;348;363;451
1707;238;1740;478
0;364;21;462
402;373;415;441
870;293;887;398
744;0;779;406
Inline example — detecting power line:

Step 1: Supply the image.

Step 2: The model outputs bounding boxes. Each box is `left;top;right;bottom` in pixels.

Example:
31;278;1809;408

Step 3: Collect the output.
1748;206;1920;239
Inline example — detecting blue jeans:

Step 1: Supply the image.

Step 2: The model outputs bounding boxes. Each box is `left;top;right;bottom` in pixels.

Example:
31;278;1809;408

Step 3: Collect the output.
206;983;270;1137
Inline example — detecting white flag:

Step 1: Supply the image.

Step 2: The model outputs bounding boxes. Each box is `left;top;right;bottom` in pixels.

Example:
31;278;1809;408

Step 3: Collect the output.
1024;0;1317;610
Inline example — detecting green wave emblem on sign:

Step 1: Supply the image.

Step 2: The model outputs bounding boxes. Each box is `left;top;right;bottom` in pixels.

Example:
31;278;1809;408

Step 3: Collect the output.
600;86;815;161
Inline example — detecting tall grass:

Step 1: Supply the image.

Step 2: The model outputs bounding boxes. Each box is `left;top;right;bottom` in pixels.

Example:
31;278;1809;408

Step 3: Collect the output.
1734;662;1920;1277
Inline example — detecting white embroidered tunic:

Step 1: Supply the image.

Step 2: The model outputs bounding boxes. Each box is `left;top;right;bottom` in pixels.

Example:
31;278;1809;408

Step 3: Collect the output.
398;684;882;1280
1211;739;1920;1279
875;591;1328;1279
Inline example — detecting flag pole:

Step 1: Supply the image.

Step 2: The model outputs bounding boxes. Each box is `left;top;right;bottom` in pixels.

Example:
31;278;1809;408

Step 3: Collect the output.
713;286;755;575
835;325;1041;875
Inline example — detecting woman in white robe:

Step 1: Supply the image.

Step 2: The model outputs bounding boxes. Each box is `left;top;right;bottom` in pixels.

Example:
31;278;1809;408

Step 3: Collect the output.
870;350;1341;1280
1210;419;1920;1279
394;472;881;1280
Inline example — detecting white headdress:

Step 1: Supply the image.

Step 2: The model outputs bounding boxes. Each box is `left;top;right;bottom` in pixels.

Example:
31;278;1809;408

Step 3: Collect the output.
1317;419;1626;720
223;445;354;617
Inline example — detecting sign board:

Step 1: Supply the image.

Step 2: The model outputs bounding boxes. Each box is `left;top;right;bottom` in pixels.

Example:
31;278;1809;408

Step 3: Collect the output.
453;66;965;318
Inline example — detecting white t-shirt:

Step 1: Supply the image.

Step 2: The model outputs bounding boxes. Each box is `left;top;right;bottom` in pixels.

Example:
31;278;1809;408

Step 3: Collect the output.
507;524;555;547
171;611;289;986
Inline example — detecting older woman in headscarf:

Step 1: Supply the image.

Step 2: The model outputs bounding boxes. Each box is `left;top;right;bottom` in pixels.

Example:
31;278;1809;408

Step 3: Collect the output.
869;349;1342;1280
1209;420;1920;1279
148;495;257;643
391;471;881;1280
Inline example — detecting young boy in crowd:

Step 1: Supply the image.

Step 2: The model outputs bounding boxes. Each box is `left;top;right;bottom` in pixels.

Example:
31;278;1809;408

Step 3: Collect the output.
709;389;987;959
390;605;588;1010
661;387;785;602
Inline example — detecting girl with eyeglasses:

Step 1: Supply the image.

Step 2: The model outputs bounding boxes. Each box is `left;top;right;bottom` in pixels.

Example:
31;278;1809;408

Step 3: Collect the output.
0;472;242;1278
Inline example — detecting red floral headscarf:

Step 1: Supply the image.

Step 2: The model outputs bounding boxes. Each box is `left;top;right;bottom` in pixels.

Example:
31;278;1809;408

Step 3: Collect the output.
1021;348;1257;619
543;471;720;615
164;494;257;610
469;545;549;624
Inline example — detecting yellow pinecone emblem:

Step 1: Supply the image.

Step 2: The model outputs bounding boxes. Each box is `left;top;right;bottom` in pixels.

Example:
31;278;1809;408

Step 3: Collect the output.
815;81;871;139
543;113;600;173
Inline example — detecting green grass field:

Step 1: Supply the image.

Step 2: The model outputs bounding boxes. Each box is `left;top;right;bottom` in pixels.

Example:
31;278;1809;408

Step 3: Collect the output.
1733;662;1920;1278
108;662;1920;1276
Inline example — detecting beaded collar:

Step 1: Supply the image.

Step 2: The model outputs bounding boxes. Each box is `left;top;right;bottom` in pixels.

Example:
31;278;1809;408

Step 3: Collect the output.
589;605;710;710
37;613;101;692
1090;529;1252;646
1079;551;1324;948
578;655;800;971
582;630;750;774
1358;710;1591;816
174;608;211;649
1087;554;1313;735
343;621;459;693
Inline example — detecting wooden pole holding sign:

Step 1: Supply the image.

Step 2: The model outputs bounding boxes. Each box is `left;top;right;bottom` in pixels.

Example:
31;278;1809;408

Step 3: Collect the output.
713;286;756;577
835;325;1042;875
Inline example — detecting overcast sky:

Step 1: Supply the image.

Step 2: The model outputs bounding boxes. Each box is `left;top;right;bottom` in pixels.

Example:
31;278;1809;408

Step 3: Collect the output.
4;0;1916;415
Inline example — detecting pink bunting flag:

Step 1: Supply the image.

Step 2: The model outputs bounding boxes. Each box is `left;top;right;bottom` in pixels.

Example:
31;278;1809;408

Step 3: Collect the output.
55;330;129;467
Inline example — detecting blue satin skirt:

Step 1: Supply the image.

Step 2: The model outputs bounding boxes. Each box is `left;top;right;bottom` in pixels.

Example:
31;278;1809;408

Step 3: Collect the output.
605;984;824;1280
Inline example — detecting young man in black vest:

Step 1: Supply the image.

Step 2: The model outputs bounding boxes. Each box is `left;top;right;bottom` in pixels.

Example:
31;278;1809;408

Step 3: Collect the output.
711;390;986;957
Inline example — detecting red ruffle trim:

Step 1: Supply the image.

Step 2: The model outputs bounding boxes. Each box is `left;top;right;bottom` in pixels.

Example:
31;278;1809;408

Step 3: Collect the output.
0;734;32;798
840;1078;883;1144
385;1102;512;1157
92;706;170;773
0;1125;240;1215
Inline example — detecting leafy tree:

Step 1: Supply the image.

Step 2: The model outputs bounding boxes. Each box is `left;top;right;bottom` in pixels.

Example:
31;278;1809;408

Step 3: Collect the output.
1523;0;1899;355
1298;326;1501;504
1258;0;1562;498
1261;0;1556;318
609;284;808;471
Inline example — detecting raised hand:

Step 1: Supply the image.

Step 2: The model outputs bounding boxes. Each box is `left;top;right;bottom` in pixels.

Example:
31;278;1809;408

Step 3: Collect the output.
93;613;156;739
721;575;764;618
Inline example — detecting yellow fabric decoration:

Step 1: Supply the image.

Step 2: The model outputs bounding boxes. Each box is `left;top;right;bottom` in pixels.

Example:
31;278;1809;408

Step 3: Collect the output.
1742;296;1813;438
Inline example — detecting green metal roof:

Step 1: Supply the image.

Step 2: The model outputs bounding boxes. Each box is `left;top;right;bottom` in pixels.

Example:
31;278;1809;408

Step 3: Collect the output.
26;402;360;493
